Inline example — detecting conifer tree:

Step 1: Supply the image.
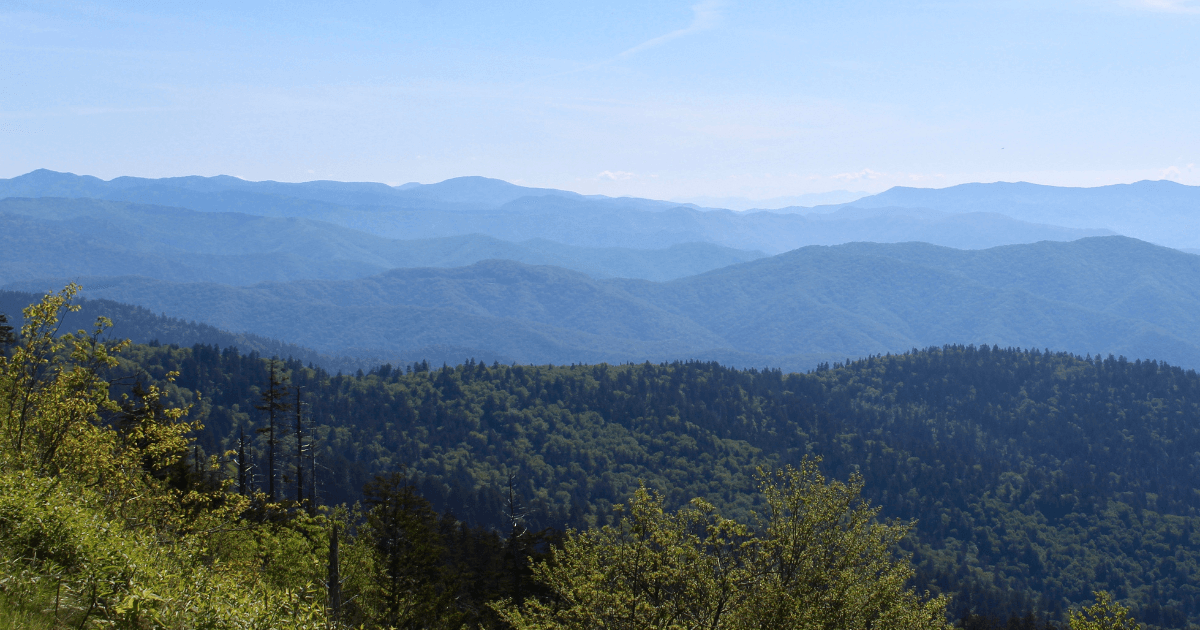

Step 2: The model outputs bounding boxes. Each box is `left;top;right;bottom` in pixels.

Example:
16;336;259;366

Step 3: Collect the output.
0;312;14;349
362;471;450;628
255;359;291;501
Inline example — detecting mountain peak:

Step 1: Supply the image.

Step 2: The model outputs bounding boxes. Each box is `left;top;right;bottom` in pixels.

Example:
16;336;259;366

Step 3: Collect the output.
397;176;580;207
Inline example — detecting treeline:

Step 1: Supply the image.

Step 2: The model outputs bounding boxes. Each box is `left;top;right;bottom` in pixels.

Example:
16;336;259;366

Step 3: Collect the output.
115;338;1200;627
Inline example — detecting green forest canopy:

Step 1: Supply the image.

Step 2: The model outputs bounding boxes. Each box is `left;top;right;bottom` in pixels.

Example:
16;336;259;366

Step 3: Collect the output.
115;337;1200;628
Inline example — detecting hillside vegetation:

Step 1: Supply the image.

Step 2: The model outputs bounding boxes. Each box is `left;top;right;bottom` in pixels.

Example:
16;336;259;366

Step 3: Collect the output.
18;236;1200;371
111;337;1200;628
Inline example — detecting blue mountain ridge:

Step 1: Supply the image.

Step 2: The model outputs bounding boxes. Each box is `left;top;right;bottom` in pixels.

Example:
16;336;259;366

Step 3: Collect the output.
7;236;1197;372
1;171;1115;254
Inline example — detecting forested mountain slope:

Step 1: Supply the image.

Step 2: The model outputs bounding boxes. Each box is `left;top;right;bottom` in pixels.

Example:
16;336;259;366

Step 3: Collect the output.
0;290;371;372
627;236;1200;367
13;263;726;365
18;236;1200;371
122;343;1200;627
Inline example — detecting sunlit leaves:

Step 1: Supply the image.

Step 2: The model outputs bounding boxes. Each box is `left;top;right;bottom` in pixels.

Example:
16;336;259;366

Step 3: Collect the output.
498;459;951;630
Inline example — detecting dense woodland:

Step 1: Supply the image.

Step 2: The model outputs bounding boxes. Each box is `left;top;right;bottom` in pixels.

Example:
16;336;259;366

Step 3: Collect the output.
1;287;1189;628
107;332;1200;627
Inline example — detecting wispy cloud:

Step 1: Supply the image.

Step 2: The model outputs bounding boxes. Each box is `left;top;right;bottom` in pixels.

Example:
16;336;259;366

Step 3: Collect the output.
1128;0;1200;13
616;0;723;59
528;1;723;84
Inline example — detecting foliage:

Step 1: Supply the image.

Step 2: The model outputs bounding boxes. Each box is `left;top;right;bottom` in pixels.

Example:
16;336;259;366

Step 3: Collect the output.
0;471;332;630
496;460;950;630
0;288;566;629
0;288;334;629
498;486;750;629
745;462;949;629
1070;592;1141;630
116;342;1200;627
1;285;131;482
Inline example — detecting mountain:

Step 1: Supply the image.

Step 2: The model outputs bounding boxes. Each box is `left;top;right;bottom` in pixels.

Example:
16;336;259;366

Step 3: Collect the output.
0;169;583;210
0;171;1112;253
3;264;725;367
627;236;1200;367
10;236;1198;371
0;197;765;284
848;179;1200;250
0;290;372;373
355;197;1107;252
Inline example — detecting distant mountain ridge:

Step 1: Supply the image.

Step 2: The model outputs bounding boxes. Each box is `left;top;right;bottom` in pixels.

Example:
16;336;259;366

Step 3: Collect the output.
0;197;766;284
848;179;1200;250
1;171;1114;254
0;169;640;211
9;236;1198;371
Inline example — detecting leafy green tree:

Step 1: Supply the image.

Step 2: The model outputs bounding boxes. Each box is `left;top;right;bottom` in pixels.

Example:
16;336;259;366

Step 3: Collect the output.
1069;592;1140;630
0;284;134;483
741;460;950;630
498;485;751;630
497;458;950;630
0;287;334;629
112;378;201;494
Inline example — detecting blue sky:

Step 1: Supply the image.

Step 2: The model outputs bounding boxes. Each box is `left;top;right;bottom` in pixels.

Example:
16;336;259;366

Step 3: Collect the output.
2;0;1197;199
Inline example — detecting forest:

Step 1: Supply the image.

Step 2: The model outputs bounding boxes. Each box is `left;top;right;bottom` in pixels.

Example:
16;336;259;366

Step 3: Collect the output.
0;286;1189;628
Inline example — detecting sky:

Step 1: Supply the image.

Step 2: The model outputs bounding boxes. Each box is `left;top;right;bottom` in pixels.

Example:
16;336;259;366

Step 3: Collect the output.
2;0;1198;200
